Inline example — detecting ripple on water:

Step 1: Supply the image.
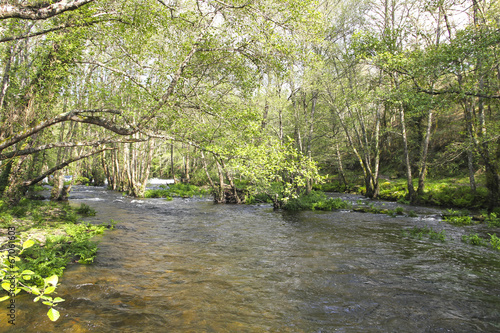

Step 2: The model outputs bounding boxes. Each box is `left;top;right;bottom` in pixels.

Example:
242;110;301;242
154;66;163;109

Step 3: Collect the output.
7;186;500;332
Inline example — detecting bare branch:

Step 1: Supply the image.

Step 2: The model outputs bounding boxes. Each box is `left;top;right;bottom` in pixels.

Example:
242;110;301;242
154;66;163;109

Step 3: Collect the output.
0;0;95;20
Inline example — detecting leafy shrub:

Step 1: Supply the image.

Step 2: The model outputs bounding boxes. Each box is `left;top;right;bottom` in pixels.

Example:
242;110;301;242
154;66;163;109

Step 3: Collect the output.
76;203;96;216
283;191;351;211
245;193;272;204
443;209;474;226
489;233;500;251
462;233;486;246
74;176;90;185
485;213;500;228
144;183;206;199
404;226;446;242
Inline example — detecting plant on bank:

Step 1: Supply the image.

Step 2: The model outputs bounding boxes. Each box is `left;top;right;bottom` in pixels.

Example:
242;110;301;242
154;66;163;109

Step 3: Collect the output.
0;238;64;322
0;202;111;321
403;226;446;242
443;209;474;226
283;191;351;211
144;183;207;199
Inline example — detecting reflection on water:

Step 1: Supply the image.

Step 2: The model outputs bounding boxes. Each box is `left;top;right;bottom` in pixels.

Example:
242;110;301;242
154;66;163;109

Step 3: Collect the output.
3;187;500;332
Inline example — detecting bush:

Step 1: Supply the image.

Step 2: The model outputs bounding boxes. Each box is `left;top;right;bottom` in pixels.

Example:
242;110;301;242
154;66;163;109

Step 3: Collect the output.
144;183;207;199
76;203;96;216
443;209;474;226
283;191;351;211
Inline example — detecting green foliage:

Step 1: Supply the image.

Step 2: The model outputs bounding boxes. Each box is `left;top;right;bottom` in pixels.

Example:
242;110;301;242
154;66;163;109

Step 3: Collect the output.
144;183;207;199
489;234;500;251
443;209;474;226
230;139;324;208
0;237;63;321
462;234;487;246
484;213;500;228
404;226;446;242
0;200;111;321
312;181;347;192
376;179;488;209
245;193;273;204
283;191;351;211
0;161;13;195
76;203;96;216
74;176;90;185
462;233;500;251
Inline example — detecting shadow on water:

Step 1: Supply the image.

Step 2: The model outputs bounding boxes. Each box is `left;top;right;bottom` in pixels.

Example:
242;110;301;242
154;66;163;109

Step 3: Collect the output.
3;186;500;332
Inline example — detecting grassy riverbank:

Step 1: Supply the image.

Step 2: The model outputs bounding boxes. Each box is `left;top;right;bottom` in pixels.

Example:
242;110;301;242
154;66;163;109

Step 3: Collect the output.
314;175;495;212
0;199;113;321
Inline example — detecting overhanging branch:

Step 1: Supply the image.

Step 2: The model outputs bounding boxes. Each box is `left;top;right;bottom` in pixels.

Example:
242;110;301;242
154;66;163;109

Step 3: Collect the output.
22;147;115;187
0;137;146;160
0;0;95;20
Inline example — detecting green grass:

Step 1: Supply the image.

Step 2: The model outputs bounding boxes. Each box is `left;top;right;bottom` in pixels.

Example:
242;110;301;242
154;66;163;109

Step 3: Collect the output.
317;177;490;210
1;201;112;292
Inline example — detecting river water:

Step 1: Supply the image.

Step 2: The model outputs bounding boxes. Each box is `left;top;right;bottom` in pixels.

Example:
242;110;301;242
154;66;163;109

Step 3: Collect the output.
3;186;500;332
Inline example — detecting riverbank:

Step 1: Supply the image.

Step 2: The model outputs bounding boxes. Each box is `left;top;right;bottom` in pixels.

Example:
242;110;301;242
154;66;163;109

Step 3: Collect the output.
314;176;495;212
0;198;114;322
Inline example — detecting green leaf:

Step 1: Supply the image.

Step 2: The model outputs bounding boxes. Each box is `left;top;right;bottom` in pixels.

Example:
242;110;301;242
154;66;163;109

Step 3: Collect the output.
21;270;35;275
45;275;58;287
22;239;35;249
42;301;53;306
31;286;40;295
47;308;60;322
44;286;56;294
1;282;11;291
53;297;65;303
0;295;9;302
34;296;40;302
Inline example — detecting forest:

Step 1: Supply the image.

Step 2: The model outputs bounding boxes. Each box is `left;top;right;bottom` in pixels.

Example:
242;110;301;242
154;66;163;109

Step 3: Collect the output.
0;0;499;209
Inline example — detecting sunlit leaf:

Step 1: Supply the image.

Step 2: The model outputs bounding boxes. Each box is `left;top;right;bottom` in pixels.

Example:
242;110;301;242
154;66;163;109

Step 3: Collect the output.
45;275;58;287
1;282;11;291
47;308;60;322
22;239;35;249
44;286;56;294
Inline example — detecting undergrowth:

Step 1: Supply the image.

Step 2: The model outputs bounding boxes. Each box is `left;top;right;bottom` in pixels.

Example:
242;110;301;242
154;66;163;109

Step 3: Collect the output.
403;226;447;242
144;183;207;199
0;200;112;321
283;191;351;211
462;233;500;251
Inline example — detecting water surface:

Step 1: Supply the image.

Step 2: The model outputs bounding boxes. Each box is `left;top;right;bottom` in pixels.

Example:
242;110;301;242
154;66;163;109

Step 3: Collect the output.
3;187;500;332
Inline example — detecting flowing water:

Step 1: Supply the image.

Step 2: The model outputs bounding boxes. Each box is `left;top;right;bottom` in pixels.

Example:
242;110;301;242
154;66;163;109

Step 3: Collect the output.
3;186;500;332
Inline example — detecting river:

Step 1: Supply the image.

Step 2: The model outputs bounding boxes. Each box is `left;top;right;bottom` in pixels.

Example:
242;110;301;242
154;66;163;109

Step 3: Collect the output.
3;186;500;332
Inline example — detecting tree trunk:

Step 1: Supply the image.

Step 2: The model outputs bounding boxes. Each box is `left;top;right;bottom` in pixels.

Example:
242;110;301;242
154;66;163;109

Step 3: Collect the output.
417;109;433;197
400;105;416;203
